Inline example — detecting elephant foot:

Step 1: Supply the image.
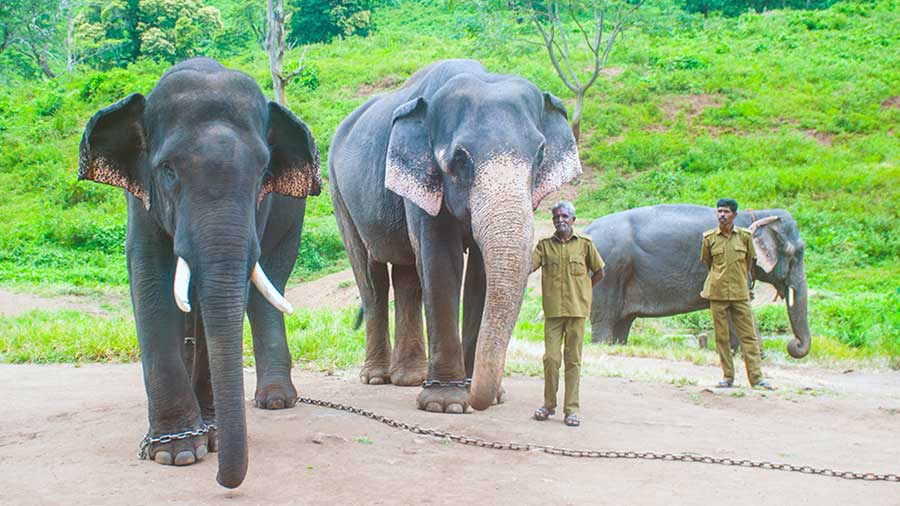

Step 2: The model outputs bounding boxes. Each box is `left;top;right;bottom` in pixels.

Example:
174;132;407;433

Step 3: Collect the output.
146;426;210;466
493;384;507;405
416;386;469;414
389;362;428;386
254;378;298;410
360;362;391;385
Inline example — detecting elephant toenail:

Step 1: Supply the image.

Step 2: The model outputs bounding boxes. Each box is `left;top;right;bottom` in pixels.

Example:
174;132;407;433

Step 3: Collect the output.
196;445;208;460
269;399;284;409
446;404;464;414
425;402;443;412
368;377;385;385
174;450;196;466
154;451;173;465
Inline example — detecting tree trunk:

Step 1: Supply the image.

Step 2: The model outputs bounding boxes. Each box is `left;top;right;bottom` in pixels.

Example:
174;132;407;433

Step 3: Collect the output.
571;89;585;142
266;0;287;105
66;16;75;72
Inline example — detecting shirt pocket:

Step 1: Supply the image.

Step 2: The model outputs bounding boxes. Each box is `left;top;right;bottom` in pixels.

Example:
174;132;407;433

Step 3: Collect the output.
569;257;587;276
711;243;726;265
733;243;747;263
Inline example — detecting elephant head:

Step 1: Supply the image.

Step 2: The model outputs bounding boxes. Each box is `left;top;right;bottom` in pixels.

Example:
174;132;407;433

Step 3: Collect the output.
78;66;320;488
749;214;811;358
384;74;581;410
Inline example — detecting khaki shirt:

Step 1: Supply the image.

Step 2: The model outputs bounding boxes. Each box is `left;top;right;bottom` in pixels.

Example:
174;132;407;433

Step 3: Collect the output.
532;233;604;318
700;227;756;301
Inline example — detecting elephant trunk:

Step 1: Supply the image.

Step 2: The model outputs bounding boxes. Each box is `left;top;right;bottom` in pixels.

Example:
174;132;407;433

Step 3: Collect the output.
467;160;533;411
188;218;256;488
785;259;811;359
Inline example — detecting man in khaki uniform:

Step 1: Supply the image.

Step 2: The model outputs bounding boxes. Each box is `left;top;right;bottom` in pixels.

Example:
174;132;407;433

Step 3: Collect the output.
531;201;604;427
701;198;773;389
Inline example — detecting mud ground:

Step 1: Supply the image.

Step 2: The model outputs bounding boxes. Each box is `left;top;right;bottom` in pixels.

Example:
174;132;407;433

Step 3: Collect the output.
2;357;899;506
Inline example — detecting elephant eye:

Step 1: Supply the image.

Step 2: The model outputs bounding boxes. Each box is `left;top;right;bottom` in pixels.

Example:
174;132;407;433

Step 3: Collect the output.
160;162;177;186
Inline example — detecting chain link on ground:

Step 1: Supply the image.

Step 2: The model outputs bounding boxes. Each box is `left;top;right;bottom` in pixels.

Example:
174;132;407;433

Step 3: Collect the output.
298;396;899;483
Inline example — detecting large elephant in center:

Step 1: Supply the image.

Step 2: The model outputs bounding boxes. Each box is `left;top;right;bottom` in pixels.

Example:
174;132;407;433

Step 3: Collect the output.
78;58;320;488
329;59;581;413
585;204;811;359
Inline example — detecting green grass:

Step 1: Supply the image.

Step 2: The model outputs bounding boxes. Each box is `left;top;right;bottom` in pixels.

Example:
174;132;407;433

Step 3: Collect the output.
0;0;898;363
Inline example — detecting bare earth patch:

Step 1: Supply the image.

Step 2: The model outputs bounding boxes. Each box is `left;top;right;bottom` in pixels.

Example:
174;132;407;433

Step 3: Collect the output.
803;128;835;146
881;96;900;109
0;289;114;317
355;75;403;98
1;361;897;505
661;93;724;123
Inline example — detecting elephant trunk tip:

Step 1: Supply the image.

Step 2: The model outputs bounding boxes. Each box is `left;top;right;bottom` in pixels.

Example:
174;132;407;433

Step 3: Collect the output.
216;465;247;489
787;339;810;359
468;378;498;411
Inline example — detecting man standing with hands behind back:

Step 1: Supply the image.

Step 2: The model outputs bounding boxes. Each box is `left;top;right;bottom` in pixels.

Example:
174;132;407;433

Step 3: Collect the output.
531;201;604;427
701;198;773;390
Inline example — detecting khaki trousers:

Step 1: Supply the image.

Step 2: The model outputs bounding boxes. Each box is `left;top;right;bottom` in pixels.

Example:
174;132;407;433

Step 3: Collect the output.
710;300;762;385
543;317;585;415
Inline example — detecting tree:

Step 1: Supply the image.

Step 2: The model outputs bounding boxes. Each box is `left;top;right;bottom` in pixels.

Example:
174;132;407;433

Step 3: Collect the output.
516;0;644;141
137;0;223;62
0;0;75;78
266;0;307;105
287;0;378;46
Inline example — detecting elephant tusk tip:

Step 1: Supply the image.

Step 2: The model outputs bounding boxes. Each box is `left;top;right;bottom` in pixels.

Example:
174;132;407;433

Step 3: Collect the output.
175;298;191;313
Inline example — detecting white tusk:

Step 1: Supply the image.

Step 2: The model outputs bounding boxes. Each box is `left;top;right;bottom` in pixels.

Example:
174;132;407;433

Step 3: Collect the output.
174;257;192;313
788;287;795;308
251;263;294;314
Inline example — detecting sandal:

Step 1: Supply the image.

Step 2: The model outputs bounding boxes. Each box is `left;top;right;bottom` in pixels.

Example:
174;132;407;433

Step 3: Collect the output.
715;379;734;388
533;406;555;421
564;413;580;427
753;380;775;390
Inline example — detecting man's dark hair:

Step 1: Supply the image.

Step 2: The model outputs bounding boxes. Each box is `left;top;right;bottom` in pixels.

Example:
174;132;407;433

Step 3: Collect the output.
716;198;738;212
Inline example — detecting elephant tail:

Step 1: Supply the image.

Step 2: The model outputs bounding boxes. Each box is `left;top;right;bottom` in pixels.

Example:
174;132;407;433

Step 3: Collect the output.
353;304;365;331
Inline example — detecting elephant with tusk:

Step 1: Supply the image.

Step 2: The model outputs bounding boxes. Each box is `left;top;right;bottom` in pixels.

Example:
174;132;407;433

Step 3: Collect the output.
78;58;321;488
585;204;811;359
328;59;582;413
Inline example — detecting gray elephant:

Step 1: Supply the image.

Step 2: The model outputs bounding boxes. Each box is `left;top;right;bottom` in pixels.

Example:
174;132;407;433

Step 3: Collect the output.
78;58;320;488
328;59;581;413
585;204;811;358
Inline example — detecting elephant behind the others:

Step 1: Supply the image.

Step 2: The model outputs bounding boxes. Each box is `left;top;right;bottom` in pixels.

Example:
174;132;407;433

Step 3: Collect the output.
585;204;811;359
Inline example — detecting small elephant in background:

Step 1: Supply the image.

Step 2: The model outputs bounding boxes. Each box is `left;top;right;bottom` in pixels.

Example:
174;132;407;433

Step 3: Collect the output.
78;58;321;488
584;204;811;358
328;59;581;413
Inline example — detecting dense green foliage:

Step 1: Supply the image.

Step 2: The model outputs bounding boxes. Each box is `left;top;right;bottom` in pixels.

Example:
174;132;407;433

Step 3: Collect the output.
681;0;838;17
0;0;898;363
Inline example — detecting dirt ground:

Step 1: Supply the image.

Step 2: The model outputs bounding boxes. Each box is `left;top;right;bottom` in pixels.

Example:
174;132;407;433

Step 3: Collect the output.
2;357;899;506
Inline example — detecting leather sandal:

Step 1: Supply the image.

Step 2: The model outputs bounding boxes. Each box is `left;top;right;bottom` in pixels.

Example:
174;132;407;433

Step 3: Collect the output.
564;413;580;427
533;406;555;421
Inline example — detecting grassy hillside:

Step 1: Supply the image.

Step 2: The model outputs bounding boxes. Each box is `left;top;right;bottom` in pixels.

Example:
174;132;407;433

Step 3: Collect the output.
0;0;898;362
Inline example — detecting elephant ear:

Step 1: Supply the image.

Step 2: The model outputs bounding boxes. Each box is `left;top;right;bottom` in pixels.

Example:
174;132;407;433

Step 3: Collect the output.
532;92;582;210
749;216;781;273
385;97;443;217
262;102;322;204
78;93;150;209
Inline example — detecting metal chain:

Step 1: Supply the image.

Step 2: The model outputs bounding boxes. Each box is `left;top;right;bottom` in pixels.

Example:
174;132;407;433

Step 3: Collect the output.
297;396;900;483
138;423;217;460
422;379;471;389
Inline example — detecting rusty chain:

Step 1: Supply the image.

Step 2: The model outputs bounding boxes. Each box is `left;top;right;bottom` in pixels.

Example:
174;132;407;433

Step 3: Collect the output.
297;396;900;483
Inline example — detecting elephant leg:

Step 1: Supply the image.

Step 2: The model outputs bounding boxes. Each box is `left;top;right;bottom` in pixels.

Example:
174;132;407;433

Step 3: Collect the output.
389;264;427;386
190;318;217;452
590;309;617;344
247;226;300;410
412;213;467;414
612;316;635;345
127;206;208;466
462;246;485;379
333;192;392;384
